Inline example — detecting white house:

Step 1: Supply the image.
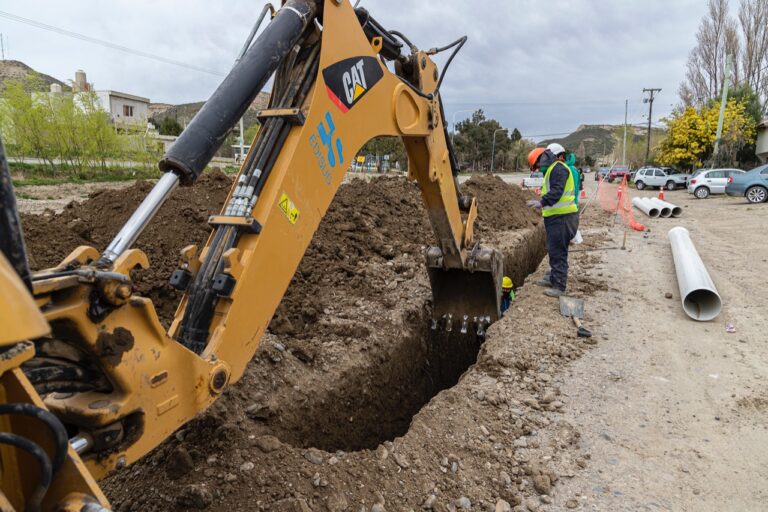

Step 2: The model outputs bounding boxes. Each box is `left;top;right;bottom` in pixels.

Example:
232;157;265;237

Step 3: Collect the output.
93;90;150;128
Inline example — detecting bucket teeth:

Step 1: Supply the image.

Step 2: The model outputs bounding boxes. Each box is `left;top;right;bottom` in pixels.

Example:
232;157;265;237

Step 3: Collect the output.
442;313;453;332
460;315;469;334
431;319;438;331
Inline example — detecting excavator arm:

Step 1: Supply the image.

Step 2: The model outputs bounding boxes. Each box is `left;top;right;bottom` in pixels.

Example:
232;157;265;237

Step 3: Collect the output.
0;1;502;509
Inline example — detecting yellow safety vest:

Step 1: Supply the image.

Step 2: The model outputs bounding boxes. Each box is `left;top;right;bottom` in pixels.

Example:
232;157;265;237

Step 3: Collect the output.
541;161;578;217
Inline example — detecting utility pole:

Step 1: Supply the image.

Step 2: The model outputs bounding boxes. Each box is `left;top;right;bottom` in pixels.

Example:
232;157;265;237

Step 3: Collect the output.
622;99;628;166
643;88;661;164
1;34;5;60
713;54;733;161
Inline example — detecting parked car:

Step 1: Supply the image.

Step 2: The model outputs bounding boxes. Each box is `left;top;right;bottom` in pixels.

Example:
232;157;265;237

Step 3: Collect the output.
687;168;745;199
633;167;689;190
582;166;592;173
595;166;610;181
726;164;768;203
607;165;631;183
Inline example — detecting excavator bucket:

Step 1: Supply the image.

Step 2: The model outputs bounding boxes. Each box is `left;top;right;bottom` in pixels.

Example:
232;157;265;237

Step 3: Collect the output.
426;246;504;337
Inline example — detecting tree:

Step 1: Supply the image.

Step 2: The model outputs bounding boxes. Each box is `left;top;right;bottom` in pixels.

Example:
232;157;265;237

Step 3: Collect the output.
737;0;768;102
360;136;407;170
658;99;755;169
158;117;183;136
453;109;512;171
681;0;768;107
680;0;739;106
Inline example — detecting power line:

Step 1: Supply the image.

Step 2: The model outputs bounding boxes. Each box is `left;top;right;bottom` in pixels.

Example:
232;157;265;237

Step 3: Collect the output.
0;10;225;77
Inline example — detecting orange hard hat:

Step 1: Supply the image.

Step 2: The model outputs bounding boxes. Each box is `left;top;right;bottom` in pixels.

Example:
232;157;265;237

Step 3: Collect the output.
527;148;546;169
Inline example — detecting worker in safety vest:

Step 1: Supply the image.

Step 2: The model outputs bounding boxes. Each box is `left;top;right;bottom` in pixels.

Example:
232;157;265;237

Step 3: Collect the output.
526;145;580;297
501;276;515;315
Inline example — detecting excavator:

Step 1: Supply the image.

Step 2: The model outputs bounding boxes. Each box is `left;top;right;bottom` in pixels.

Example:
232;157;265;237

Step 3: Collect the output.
0;1;504;509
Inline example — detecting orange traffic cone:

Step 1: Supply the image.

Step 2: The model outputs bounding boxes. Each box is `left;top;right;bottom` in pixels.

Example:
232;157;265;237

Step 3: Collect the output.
658;187;665;201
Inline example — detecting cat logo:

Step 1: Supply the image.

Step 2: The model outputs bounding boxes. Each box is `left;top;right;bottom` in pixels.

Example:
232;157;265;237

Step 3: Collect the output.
323;56;383;113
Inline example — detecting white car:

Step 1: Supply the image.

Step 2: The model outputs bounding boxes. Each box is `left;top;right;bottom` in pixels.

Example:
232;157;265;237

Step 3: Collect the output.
633;167;689;190
687;168;745;199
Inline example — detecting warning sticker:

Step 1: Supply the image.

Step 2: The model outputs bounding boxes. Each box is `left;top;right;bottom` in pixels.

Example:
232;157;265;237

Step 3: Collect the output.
278;192;300;224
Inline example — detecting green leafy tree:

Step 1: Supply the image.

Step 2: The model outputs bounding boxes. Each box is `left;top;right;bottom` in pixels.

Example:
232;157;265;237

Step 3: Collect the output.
158;116;183;136
453;110;512;171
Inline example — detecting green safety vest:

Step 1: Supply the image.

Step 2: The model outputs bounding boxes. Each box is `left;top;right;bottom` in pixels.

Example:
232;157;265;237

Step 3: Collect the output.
541;161;578;217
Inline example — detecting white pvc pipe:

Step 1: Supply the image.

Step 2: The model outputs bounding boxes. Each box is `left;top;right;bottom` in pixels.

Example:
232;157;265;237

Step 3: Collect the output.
632;197;660;218
668;227;722;321
646;197;671;217
648;197;682;218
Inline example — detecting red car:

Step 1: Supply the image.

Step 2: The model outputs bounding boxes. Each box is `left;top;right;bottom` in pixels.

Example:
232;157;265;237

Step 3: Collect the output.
607;165;631;183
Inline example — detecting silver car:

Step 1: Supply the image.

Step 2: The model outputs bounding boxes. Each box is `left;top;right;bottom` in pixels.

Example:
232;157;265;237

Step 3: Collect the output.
633;167;689;190
687;168;745;199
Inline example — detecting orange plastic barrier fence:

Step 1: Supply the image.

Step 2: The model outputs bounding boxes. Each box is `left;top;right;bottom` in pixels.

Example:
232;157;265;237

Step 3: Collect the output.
596;176;645;231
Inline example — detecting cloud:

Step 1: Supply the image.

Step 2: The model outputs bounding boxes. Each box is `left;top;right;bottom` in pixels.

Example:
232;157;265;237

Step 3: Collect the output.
1;0;706;137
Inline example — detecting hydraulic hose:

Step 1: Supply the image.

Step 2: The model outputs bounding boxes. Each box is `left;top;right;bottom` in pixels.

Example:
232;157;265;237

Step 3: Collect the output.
159;0;317;185
0;403;68;474
0;432;52;512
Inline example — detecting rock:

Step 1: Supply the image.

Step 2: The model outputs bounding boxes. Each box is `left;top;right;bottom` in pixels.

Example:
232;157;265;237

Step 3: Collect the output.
393;452;410;469
539;495;552;504
225;472;238;482
480;425;490;436
551;400;564;409
423;495;437;509
514;438;528;448
541;391;556;404
376;445;389;460
525;498;540;512
455;496;471;509
565;499;578;509
254;435;282;453
532;475;551;495
324;489;349;512
665;292;673;299
304;448;325;465
176;484;212;509
239;461;255;471
166;446;194;479
274;498;313;512
371;504;386;512
495;499;512;512
500;471;512;486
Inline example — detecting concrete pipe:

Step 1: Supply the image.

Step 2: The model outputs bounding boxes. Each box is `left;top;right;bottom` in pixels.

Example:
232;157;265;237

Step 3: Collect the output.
646;197;671;217
632;197;660;218
649;197;682;218
668;227;722;321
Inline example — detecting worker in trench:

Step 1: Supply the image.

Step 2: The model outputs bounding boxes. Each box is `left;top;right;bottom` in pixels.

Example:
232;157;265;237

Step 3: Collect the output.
526;144;580;298
501;276;516;315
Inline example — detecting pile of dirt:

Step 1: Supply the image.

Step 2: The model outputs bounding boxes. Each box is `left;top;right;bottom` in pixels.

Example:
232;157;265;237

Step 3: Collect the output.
21;170;233;324
461;175;541;236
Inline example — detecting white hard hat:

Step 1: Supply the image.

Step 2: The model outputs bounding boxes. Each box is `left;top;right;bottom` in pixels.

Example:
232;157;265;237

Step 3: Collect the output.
547;143;566;156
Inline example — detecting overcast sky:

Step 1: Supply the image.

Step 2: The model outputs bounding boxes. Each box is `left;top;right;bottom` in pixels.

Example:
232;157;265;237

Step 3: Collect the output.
0;0;707;139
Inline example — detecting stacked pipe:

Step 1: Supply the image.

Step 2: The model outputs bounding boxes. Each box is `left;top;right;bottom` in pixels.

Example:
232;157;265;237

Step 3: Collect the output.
632;197;682;218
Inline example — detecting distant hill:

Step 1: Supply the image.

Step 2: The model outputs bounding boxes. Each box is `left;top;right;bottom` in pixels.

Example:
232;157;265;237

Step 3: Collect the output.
543;124;667;165
0;60;69;92
150;91;271;130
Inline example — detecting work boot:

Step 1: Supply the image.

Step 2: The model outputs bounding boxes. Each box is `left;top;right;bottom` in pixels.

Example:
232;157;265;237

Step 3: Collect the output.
544;287;565;298
535;277;552;287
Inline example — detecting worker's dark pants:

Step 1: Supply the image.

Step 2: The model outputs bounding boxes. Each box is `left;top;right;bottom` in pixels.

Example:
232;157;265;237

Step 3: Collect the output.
544;212;580;291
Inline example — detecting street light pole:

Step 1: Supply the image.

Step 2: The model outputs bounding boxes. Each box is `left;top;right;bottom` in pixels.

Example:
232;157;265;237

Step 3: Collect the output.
491;128;508;173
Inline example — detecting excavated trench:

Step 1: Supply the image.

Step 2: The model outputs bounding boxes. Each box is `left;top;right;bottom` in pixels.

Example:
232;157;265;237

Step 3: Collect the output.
262;227;547;452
